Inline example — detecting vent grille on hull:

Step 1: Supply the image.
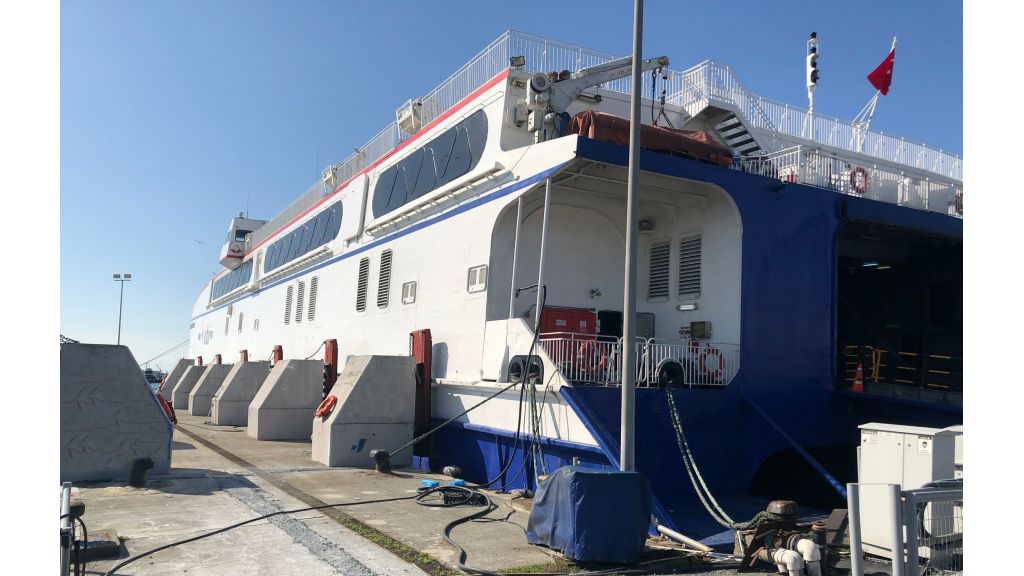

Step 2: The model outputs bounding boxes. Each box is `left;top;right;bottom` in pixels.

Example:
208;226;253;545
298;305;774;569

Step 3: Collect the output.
308;276;318;321
356;258;369;312
648;240;670;301
378;250;392;309
678;234;702;298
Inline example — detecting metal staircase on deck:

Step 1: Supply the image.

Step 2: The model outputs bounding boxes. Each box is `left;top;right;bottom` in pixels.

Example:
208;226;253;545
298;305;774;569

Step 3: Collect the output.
714;113;763;157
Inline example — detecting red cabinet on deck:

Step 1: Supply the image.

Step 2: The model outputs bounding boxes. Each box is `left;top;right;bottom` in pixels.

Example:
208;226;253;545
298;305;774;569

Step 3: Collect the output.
540;306;597;338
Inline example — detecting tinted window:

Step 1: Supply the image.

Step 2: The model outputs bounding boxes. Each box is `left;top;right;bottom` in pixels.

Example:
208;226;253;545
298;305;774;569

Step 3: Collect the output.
371;109;488;218
212;259;253;300
262;200;343;274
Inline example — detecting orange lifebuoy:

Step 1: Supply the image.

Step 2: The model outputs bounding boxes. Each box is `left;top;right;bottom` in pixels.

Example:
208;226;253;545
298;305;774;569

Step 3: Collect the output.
698;347;725;380
315;395;337;418
157;393;177;424
575;341;607;374
849;167;869;195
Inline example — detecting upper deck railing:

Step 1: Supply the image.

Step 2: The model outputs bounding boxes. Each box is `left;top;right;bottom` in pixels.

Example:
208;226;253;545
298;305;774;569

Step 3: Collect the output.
669;61;962;181
249;31;961;250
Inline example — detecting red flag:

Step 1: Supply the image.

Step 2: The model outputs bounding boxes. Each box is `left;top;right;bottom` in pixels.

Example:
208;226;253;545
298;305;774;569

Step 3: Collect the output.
867;49;895;95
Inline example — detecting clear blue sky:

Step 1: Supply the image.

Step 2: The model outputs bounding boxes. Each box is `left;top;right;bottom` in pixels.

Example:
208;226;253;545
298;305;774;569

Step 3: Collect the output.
60;0;963;369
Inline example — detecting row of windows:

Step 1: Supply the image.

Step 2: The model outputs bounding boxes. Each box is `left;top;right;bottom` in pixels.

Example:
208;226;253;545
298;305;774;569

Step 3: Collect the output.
371;109;488;219
212;260;253;300
264;201;343;274
647;234;702;302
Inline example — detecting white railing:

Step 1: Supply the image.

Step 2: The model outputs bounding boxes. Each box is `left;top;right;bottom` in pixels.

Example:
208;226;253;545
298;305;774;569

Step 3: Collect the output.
539;332;740;388
247;179;327;249
669;60;961;181
249;32;961;248
740;146;963;217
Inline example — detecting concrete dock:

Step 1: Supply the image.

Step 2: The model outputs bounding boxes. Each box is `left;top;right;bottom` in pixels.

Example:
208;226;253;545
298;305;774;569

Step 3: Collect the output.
74;413;749;575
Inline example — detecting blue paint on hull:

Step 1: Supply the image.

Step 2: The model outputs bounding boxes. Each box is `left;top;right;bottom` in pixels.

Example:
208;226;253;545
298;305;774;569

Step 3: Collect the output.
425;138;962;538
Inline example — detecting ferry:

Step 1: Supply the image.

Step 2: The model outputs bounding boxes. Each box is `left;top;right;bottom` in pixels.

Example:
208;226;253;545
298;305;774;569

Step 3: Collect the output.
186;31;962;538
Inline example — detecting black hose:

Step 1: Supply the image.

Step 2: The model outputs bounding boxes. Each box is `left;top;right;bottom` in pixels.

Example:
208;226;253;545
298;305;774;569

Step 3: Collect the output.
100;495;417;576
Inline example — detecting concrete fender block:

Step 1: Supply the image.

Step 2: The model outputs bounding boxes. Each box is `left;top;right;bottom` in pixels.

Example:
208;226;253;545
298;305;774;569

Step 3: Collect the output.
248;360;324;441
171;365;207;410
161;358;192;393
189;364;233;417
211;361;272;426
61;344;173;482
312;356;416;468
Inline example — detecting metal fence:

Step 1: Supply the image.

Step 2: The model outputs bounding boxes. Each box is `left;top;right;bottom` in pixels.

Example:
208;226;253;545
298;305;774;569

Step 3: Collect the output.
740;146;963;218
538;332;740;387
248;31;962;249
671;60;961;181
905;485;963;575
848;481;963;576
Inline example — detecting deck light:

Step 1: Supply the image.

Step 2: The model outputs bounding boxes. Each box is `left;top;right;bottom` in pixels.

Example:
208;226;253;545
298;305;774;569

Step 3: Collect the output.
862;260;879;267
113;272;132;345
510;55;526;68
676;303;698;311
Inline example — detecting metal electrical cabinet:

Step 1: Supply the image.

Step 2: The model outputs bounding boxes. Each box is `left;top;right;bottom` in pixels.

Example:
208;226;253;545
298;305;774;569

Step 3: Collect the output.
856;423;957;559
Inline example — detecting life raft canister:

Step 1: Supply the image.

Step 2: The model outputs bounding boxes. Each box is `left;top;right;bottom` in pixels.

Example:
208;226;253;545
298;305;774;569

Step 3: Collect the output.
315;394;338;418
849;166;869;195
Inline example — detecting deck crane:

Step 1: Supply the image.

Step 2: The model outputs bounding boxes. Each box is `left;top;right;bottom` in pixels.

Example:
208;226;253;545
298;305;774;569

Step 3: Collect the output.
525;54;670;142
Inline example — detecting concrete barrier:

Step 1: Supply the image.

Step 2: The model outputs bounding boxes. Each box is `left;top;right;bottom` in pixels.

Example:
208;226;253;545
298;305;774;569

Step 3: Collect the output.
189;364;233;416
170;365;207;410
210;361;272;426
248;360;324;440
60;343;173;482
160;358;192;393
312;356;416;468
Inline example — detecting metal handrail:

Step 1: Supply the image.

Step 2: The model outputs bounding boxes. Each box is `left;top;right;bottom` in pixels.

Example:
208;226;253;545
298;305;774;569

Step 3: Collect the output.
249;33;961;252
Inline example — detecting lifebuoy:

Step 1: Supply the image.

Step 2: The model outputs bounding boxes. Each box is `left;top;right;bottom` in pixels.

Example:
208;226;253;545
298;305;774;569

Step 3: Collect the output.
698;347;724;380
576;341;607;375
849;167;868;195
315;395;337;418
157;393;177;424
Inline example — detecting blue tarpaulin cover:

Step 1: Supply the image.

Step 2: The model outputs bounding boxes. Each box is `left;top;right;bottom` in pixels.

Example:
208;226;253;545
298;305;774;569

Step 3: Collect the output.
526;466;651;564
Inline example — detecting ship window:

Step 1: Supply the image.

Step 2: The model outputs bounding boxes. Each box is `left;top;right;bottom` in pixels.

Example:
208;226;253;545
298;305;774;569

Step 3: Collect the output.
212;259;253;300
377;250;393;309
356;257;370;312
467;265;487;293
296;281;305;323
254;318;260;331
262;201;343;274
402;281;417;304
371;109;488;218
678;234;702;298
234;230;249;242
308;276;318;321
647;240;671;301
284;285;294;325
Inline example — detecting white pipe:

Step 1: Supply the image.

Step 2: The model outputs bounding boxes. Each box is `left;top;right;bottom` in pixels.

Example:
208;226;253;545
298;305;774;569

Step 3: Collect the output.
889;483;906;576
796;538;822;576
508;197;523;319
771;548;804;576
848;483;864;576
60;481;72;576
534;179;551;330
656;525;712;553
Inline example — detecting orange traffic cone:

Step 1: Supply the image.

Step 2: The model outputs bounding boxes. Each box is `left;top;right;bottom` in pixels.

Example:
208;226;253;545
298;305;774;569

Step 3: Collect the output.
851;362;865;393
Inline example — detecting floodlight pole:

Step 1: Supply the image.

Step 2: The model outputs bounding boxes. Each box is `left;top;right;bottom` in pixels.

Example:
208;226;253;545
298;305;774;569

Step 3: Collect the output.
621;0;643;472
113;273;132;345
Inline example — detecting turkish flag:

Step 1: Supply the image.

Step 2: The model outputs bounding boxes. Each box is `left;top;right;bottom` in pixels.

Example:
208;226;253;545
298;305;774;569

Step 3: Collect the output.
867;49;895;95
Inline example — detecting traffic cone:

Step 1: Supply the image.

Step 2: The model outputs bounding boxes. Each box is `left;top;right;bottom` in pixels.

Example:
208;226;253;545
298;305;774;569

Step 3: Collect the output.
851;362;865;393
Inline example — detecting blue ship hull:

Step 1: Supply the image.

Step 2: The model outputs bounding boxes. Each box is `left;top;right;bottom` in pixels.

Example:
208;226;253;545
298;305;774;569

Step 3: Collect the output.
421;138;962;538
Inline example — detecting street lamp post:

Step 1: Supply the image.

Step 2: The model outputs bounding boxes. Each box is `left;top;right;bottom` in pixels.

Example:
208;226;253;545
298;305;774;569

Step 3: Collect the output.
113;273;132;345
